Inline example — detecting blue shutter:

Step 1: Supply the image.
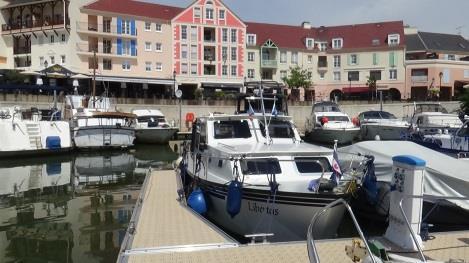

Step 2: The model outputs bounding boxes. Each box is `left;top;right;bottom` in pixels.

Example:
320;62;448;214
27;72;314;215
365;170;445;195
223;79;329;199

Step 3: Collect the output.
117;17;122;34
131;20;136;36
117;38;122;55
131;40;136;56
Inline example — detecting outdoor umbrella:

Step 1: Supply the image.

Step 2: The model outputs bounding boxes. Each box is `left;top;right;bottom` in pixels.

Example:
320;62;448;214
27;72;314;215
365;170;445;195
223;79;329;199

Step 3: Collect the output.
20;70;42;76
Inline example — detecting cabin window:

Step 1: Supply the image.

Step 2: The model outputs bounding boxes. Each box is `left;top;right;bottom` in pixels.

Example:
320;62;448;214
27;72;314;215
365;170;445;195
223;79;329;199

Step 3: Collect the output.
214;120;251;139
259;120;295;139
243;159;282;175
137;116;165;123
295;157;331;173
316;116;349;122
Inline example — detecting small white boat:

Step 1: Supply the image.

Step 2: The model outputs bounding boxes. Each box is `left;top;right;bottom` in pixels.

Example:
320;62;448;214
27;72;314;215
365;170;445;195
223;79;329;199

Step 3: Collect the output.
0;107;71;157
405;102;462;135
66;95;136;149
422;119;469;153
132;109;178;144
358;110;410;140
305;101;360;145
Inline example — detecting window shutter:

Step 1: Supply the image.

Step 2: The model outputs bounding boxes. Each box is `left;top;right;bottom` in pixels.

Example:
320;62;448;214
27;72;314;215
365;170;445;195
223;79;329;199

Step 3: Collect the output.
131;40;136;56
117;17;122;34
347;54;351;65
131;20;136;36
117;38;122;55
394;52;398;67
389;52;395;67
373;53;378;65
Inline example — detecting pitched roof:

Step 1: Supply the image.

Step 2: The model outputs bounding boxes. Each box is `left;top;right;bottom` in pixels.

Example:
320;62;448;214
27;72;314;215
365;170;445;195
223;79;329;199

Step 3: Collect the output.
83;0;183;21
246;21;405;50
407;31;469;53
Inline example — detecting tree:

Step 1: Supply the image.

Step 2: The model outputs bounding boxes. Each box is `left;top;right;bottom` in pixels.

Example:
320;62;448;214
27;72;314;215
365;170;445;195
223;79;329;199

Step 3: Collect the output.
366;75;377;101
460;88;469;115
282;66;312;100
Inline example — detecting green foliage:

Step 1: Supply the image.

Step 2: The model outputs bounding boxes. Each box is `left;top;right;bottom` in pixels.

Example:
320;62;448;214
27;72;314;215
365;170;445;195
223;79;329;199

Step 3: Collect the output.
366;75;377;90
214;91;225;100
282;66;312;89
194;88;203;99
2;70;27;84
460;89;469;115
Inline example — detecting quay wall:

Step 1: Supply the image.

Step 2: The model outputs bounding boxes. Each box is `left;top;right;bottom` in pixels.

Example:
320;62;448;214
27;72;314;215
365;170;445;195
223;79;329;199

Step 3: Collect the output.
0;98;461;133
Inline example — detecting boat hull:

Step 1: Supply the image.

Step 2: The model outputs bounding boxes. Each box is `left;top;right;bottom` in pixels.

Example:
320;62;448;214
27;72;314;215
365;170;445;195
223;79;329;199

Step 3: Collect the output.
188;177;348;242
306;128;360;145
360;124;409;140
135;128;178;144
73;126;135;149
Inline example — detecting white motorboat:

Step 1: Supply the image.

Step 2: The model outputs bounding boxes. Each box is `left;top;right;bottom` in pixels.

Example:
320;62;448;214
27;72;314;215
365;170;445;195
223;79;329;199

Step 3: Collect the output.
421;119;469;154
179;93;359;242
358;110;410;140
0;107;71;157
65;95;136;149
132;109;178;144
405;102;462;135
305;101;360;145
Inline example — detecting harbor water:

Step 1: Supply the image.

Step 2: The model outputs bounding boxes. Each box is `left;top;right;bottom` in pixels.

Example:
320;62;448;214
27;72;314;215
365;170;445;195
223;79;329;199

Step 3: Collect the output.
0;145;178;263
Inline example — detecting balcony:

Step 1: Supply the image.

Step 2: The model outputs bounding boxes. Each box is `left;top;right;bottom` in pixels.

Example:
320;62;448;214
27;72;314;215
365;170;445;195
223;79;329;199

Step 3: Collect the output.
76;22;137;38
261;59;277;69
14;56;31;68
2;16;69;35
13;46;31;55
411;75;428;82
76;43;137;59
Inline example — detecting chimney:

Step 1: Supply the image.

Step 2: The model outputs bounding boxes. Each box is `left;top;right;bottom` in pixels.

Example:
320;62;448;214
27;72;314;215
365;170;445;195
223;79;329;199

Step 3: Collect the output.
302;21;312;29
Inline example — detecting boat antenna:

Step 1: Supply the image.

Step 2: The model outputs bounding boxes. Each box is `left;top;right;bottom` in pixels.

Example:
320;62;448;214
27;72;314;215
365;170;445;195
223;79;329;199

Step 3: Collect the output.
259;80;271;145
92;50;97;108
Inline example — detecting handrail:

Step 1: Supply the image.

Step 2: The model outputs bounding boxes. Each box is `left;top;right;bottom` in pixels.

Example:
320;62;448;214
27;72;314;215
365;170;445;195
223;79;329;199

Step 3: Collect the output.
306;198;376;263
398;194;469;263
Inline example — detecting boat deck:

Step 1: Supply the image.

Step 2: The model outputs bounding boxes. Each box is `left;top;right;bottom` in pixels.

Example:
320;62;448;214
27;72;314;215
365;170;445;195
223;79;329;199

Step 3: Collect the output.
118;170;469;263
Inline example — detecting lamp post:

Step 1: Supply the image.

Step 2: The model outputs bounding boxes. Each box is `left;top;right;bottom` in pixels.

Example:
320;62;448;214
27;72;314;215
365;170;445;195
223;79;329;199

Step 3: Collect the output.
173;70;177;98
438;71;443;101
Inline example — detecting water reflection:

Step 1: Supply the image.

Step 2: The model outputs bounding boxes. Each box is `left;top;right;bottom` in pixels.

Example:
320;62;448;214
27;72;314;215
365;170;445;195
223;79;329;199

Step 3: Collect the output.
0;144;178;262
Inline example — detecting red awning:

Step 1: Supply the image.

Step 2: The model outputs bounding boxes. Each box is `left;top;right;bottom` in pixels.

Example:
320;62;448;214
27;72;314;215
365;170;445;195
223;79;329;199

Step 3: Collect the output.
342;87;370;94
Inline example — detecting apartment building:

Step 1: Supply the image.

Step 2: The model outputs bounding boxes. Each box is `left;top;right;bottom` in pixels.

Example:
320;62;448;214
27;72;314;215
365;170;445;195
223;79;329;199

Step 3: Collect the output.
246;21;406;101
405;28;469;101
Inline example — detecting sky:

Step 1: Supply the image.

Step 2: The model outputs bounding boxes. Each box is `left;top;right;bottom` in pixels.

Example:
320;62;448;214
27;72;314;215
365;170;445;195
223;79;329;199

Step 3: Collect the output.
148;0;469;37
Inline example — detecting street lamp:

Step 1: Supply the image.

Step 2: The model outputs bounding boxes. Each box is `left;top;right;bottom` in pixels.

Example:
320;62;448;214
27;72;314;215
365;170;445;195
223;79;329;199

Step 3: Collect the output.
173;70;177;98
438;71;443;101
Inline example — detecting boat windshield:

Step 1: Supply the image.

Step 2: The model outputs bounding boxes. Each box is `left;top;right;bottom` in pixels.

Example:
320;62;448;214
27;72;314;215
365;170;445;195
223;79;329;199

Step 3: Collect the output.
415;104;448;114
316;116;349;122
295;157;331;173
259;120;295;139
137;116;166;123
313;103;341;113
242;159;282;175
362;111;397;120
214;120;251;139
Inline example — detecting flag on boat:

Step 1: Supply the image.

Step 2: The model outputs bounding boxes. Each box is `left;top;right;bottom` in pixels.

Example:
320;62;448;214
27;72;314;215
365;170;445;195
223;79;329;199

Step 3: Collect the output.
271;100;278;117
248;103;255;117
330;144;342;185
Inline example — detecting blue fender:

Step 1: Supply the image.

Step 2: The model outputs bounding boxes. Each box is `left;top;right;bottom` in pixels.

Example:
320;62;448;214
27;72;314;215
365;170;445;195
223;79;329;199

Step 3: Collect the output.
226;180;243;218
187;188;207;214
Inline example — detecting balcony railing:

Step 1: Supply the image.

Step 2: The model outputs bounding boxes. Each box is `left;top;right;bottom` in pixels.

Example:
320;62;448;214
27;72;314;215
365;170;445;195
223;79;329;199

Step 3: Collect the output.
76;43;137;57
13;46;31;55
2;16;68;33
76;22;137;36
411;75;428;82
318;61;328;68
261;59;278;68
14;57;31;68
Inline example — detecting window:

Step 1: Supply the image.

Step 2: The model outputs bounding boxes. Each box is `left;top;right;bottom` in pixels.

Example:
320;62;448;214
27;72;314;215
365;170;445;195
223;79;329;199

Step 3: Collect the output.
348;71;359;81
39;56;44;67
247;34;256;45
122;20;131;34
214;121;251;139
103;59;112;70
191;26;197;42
219;10;225;19
248;52;255;62
280;51;287;63
447;54;456;60
319;72;325;80
332;38;343;49
145;62;152;71
280;70;287;79
231;47;237;61
370;70;381;81
243;159;281;175
222;47;228;61
155;23;162;32
350;54;358;65
389;69;397;80
145;22;151;31
308;55;313;63
222;65;228;76
231;29;237;43
122;40;131;56
191;64;197;74
194;7;201;18
306;38;314;49
181;44;188;59
231;65;237;76
181;25;187;40
181;63;188;74
191;45;197;61
388;34;400;46
155;43;162;52
319;42;327;51
50;56;55;64
333;55;341;68
295;157;332;174
333;71;341;81
103;39;112;53
60;55;66;65
291;52;298;64
464;69;469;78
50;35;54;43
206;8;214;19
259;120;294;138
222;28;228;42
248;69;255;78
61;34;66;42
122;61;131;71
373;53;379;65
155;62;163;71
145;42;151;51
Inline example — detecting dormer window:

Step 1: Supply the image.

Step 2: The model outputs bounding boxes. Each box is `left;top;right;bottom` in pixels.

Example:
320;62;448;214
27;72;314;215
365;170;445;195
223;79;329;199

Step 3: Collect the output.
194;7;201;18
219;10;225;20
388;34;400;46
206;8;214;19
247;34;257;46
332;38;343;49
372;39;380;46
318;42;327;51
306;38;314;49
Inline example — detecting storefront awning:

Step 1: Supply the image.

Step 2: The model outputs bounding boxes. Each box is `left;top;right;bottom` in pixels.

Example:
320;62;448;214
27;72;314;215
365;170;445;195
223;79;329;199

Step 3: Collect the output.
342;87;371;94
94;75;174;85
201;82;243;89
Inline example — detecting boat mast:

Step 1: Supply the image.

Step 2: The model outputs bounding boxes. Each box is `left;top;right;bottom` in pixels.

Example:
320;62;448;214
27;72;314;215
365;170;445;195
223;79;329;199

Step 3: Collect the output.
92;50;96;108
259;81;271;145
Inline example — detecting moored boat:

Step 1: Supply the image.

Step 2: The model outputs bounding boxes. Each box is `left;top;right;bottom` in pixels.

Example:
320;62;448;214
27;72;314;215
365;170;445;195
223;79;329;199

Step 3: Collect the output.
358;110;410;140
132;109;178;144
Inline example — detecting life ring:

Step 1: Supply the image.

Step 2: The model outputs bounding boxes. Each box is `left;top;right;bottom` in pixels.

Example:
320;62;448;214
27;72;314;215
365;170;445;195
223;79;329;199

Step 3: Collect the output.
186;112;195;122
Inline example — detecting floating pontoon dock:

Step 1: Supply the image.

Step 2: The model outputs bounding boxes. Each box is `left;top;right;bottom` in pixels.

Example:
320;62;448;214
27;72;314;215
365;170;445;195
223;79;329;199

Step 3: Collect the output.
118;170;469;263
